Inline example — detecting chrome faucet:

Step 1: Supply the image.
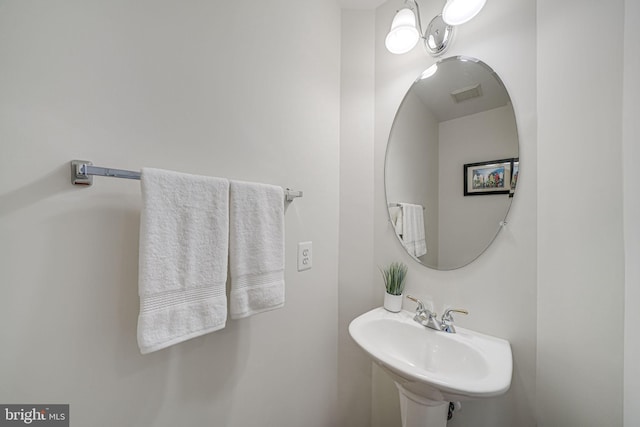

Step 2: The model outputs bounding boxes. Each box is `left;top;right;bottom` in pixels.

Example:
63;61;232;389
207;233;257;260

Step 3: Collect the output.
406;295;442;331
441;308;469;333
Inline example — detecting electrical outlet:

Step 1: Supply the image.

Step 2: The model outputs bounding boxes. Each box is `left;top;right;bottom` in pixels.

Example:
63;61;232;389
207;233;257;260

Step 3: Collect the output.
297;241;312;272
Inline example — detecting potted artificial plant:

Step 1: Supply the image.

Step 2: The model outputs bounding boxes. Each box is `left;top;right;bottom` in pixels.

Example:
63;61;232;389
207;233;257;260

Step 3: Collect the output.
380;262;408;312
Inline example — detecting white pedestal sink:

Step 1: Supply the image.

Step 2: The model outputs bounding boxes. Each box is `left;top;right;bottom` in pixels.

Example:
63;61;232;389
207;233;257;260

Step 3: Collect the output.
349;308;512;427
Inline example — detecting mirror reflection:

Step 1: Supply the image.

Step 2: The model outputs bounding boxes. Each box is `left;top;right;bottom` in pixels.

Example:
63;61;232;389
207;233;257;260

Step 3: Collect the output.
385;56;519;270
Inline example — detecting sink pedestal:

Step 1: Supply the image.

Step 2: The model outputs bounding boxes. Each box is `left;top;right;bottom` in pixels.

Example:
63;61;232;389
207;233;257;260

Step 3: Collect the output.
396;384;449;427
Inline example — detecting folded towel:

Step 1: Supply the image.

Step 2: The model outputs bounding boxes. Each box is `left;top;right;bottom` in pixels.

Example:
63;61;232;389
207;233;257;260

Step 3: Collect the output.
137;168;229;354
400;203;427;258
229;180;285;319
388;206;403;236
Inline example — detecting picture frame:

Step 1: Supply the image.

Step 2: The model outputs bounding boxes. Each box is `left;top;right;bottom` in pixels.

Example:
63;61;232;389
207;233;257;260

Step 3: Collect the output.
509;158;519;197
463;158;514;196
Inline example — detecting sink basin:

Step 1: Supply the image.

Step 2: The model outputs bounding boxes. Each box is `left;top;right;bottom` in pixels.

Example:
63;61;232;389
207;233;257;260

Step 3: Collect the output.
349;307;512;403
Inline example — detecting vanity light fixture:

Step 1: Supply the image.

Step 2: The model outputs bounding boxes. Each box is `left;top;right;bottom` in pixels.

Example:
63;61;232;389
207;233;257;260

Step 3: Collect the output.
385;8;421;54
385;0;486;56
442;0;487;25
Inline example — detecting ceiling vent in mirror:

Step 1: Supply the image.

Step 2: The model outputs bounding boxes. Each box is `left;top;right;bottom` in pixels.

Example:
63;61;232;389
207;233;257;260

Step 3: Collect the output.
451;83;482;103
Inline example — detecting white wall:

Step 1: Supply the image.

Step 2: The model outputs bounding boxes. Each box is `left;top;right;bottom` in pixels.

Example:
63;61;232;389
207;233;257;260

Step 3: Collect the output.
0;1;341;426
624;0;640;425
339;9;377;427
438;105;518;269
537;0;625;425
371;0;538;425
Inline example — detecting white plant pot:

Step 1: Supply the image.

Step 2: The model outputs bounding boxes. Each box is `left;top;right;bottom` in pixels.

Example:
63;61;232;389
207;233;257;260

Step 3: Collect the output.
384;292;403;312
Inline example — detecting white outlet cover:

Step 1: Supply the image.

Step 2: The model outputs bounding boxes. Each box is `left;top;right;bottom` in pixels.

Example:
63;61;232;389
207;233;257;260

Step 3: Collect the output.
297;241;312;271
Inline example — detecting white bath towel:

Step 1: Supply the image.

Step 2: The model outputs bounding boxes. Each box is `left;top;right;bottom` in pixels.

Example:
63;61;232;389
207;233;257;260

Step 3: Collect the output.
229;180;285;319
400;203;427;258
388;206;404;237
137;168;230;354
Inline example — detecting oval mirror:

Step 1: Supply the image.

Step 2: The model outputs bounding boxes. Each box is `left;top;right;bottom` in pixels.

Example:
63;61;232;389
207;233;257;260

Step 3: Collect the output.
385;56;519;270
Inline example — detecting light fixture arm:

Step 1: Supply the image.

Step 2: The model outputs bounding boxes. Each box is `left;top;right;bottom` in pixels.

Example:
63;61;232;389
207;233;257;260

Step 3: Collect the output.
405;0;425;40
402;0;454;57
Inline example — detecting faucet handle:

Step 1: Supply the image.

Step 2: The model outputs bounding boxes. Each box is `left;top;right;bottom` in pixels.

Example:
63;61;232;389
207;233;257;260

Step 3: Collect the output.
441;308;468;333
407;295;442;331
442;308;468;321
406;295;425;311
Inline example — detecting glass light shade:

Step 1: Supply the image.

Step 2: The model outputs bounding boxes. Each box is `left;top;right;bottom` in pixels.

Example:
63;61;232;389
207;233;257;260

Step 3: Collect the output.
385;8;420;54
442;0;487;26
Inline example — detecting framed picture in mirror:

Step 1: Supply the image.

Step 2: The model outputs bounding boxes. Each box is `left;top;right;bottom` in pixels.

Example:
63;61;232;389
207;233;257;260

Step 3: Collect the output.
509;158;519;197
463;158;514;196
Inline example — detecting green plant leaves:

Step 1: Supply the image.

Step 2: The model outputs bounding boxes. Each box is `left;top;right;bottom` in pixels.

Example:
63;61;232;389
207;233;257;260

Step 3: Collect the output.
379;262;408;296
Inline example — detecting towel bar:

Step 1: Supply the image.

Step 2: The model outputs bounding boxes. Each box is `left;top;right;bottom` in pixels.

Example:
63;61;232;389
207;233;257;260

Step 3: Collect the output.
388;202;425;210
70;160;303;202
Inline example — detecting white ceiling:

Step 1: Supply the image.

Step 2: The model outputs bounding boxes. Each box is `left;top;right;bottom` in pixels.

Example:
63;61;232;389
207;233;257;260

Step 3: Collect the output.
412;59;511;122
338;0;386;10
